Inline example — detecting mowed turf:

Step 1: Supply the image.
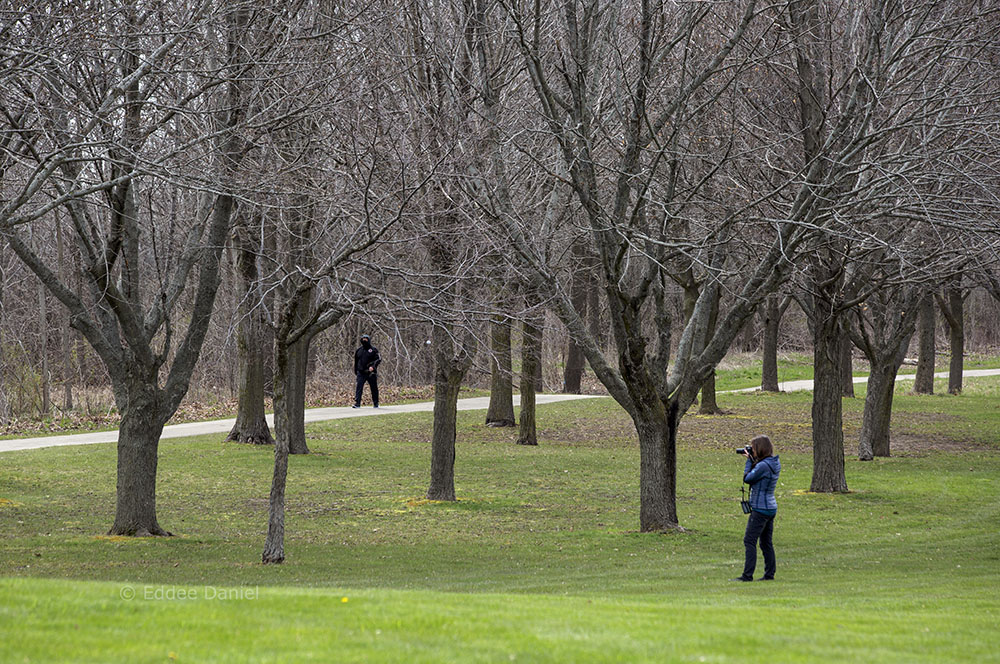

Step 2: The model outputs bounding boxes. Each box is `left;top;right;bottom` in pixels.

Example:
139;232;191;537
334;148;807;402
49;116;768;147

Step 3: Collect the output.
1;377;999;662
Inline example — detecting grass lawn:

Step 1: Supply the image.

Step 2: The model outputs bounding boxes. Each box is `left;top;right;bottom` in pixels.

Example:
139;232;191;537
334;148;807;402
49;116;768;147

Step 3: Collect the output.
713;351;1000;391
1;377;999;662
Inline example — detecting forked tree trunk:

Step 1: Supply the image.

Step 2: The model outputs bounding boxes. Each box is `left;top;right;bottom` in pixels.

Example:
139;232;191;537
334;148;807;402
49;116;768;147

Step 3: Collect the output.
109;380;170;536
485;317;515;427
858;359;899;460
761;295;781;392
914;293;935;394
517;313;542;446
810;309;848;492
839;335;854;398
427;367;462;501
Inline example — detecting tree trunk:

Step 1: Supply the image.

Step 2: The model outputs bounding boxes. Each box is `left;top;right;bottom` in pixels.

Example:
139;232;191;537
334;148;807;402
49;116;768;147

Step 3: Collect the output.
517;313;542;446
587;281;602;349
564;244;589;393
37;279;50;416
109;381;170;536
699;372;720;414
858;359;898;460
485;317;515;426
56;213;73;411
839;335;854;398
427;361;462;501
0;249;7;424
532;322;544;393
914;293;935;394
698;289;721;414
634;402;679;531
761;294;780;392
261;419;289;564
563;335;585;393
942;288;964;395
227;223;274;445
227;312;273;445
810;309;849;492
273;338;310;455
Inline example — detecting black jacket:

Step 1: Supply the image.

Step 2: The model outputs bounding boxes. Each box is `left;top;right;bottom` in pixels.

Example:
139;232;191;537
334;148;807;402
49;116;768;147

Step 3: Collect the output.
354;344;381;375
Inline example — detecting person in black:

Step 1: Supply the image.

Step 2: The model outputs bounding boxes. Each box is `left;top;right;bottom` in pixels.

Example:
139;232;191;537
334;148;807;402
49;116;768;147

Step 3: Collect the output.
353;334;381;408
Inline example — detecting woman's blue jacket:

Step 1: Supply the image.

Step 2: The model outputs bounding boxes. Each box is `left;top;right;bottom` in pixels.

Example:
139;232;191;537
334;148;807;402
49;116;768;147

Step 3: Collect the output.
743;455;781;512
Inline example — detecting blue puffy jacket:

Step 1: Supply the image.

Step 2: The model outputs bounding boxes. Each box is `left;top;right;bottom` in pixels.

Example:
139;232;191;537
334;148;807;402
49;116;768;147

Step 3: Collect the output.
743;455;780;512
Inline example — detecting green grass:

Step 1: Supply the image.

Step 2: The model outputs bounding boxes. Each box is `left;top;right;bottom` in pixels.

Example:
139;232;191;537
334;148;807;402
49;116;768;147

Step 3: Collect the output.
713;352;816;391
713;351;1000;391
2;380;1000;662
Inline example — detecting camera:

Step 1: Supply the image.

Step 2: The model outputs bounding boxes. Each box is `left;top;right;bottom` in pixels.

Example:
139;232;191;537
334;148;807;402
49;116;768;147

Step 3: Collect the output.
735;445;753;456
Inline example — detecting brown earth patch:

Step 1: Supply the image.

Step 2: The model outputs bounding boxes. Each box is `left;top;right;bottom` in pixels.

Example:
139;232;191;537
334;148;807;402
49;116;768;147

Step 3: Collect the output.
883;433;988;456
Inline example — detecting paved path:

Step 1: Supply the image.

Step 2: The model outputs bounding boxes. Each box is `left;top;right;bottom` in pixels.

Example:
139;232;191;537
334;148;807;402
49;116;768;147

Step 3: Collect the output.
4;368;999;454
0;393;601;453
726;368;1000;394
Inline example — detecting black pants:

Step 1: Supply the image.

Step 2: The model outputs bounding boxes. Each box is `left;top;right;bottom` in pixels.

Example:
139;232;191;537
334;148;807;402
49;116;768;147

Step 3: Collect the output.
354;371;379;407
741;510;776;580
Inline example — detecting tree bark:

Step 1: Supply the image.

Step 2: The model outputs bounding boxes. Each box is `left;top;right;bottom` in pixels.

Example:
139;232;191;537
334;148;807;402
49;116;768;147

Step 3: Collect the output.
563;336;585;393
56;213;74;411
427;334;463;500
839;335;855;398
914;293;936;394
634;402;679;530
485;316;515;426
227;218;274;445
517;311;542;446
109;380;170;536
261;420;289;564
273;337;310;455
698;289;721;414
563;239;589;393
37;277;50;416
857;361;897;460
0;248;7;424
228;314;273;445
939;288;964;395
761;294;781;392
532;323;544;393
810;308;849;492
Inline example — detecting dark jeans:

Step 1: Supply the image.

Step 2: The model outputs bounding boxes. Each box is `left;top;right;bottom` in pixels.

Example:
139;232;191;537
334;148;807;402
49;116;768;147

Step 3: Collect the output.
355;371;379;407
741;510;776;580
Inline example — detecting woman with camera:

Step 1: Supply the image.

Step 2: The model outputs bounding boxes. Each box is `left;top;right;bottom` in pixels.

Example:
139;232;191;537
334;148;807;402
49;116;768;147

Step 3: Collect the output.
734;435;781;582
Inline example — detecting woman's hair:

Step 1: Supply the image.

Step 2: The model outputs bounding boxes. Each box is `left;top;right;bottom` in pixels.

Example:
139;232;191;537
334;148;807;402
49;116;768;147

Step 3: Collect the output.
750;435;773;460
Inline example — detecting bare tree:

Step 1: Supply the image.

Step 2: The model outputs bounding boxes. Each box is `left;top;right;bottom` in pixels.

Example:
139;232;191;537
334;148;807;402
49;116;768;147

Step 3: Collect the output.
485;0;812;530
1;2;256;535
